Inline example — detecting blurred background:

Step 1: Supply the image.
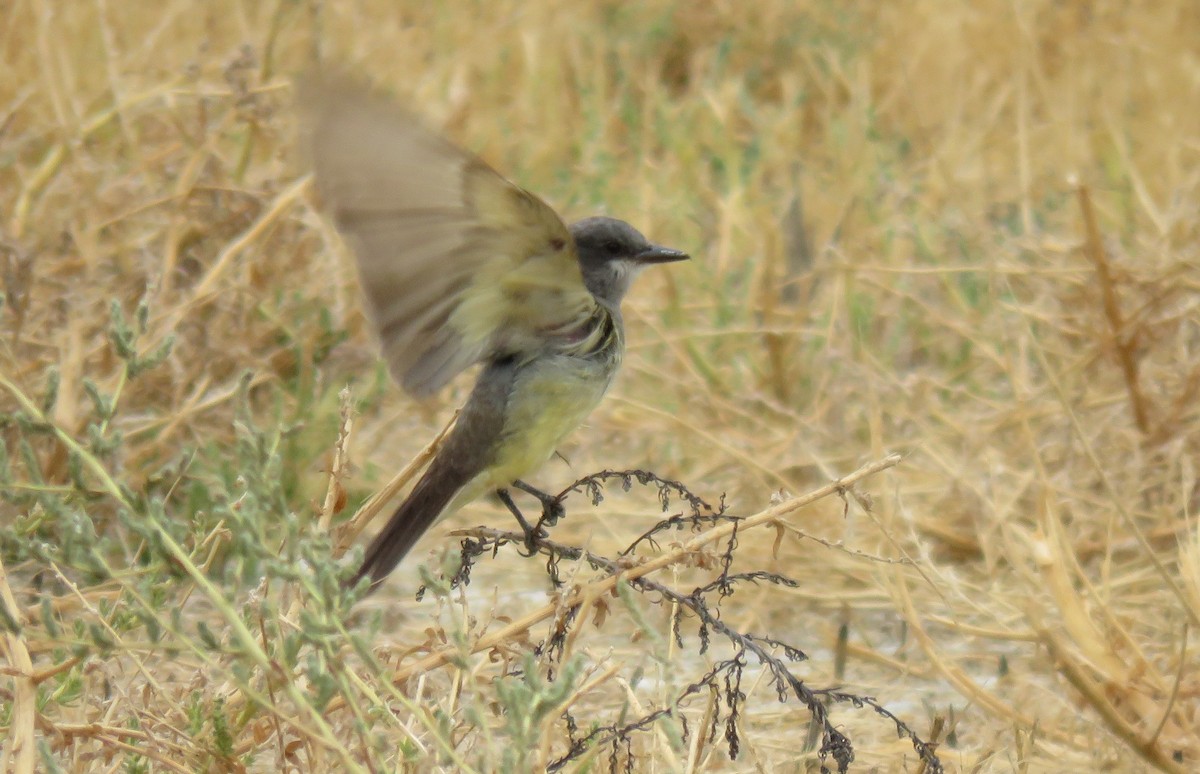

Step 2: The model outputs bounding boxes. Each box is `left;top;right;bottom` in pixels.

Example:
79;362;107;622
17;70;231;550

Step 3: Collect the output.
2;1;1198;771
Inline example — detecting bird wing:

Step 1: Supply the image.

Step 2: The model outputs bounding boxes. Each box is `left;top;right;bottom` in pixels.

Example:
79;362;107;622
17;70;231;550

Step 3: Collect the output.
301;78;597;397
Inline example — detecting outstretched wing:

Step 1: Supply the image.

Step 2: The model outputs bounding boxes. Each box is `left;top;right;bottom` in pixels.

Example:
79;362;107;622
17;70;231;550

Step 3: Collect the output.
301;77;597;397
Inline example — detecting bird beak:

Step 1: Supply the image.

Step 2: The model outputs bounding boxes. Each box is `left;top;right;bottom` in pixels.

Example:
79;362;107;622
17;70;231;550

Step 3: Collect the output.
634;245;690;265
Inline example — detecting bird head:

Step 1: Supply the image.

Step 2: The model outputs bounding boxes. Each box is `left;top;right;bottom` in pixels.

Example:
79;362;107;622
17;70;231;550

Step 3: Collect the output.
570;217;689;306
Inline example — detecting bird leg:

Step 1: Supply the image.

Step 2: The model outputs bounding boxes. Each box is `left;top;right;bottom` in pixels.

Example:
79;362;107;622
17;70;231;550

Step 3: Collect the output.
496;488;542;556
512;480;566;526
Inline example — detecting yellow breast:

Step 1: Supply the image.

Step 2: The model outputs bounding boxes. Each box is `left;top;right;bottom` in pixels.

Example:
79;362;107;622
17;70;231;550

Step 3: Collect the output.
483;353;617;488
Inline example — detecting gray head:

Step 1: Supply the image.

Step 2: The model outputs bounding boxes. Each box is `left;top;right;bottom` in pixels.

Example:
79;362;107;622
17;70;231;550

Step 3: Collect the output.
570;217;688;306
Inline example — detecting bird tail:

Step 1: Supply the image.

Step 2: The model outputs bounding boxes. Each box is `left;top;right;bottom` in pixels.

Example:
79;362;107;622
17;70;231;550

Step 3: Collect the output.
347;457;471;592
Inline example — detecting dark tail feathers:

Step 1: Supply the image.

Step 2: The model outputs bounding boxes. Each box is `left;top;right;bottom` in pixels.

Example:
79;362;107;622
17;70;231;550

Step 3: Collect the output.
347;459;466;593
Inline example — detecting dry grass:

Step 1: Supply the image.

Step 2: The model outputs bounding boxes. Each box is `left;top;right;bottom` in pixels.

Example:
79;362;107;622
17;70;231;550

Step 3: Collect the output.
2;0;1200;771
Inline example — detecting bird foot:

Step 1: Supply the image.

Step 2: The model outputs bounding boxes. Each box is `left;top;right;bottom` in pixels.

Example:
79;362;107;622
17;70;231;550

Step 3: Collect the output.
513;480;566;527
497;488;549;556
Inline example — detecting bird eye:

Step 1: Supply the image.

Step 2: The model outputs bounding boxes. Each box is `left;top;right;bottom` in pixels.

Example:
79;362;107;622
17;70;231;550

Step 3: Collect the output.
604;240;621;254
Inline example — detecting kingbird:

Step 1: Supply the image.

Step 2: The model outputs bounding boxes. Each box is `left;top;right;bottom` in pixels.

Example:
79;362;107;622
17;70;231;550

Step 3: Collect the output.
302;80;688;590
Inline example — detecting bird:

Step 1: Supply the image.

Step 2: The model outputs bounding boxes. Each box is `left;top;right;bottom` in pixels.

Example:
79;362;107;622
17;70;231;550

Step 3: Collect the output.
301;78;689;591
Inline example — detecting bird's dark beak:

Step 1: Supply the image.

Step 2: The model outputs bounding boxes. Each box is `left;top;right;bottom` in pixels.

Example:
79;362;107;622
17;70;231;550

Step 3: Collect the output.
634;245;690;265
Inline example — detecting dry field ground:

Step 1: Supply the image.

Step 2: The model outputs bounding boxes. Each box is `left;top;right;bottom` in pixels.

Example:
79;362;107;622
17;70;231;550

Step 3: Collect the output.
2;1;1199;771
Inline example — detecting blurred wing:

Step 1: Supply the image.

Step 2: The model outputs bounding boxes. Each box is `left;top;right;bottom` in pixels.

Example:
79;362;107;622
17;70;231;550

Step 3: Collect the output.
301;78;596;397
